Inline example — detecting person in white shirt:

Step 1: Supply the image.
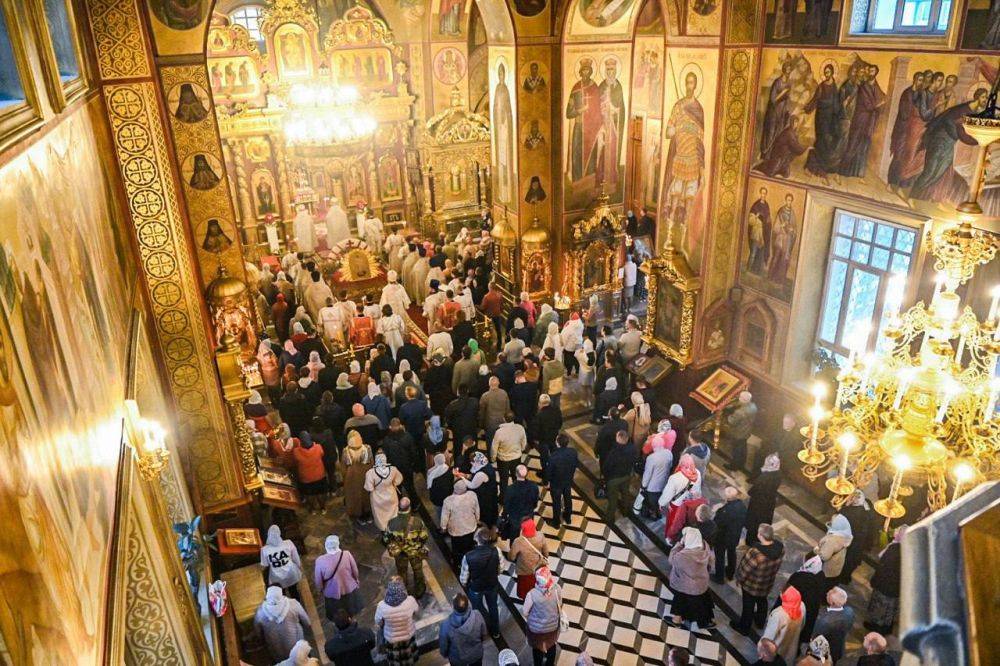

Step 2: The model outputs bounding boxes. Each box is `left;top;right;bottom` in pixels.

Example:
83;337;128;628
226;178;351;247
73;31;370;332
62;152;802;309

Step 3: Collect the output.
318;296;347;347
324;197;352;246
456;282;476;322
303;270;334;322
292;205;316;253
621;252;638;318
363;213;385;255
336;291;356;331
362;294;381;322
378;304;406;357
380;270;411;322
426;324;454;360
440;479;480;566
490;414;527;490
423;280;446;333
259;524;303;591
383;228;405;262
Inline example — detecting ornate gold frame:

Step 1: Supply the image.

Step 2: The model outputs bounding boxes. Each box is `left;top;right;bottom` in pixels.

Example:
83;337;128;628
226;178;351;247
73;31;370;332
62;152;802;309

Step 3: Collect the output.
25;0;89;113
0;0;42;153
642;251;701;368
566;193;624;303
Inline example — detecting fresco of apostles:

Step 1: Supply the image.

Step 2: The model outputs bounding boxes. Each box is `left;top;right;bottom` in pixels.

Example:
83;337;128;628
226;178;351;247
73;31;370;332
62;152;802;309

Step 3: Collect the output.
752;50;998;218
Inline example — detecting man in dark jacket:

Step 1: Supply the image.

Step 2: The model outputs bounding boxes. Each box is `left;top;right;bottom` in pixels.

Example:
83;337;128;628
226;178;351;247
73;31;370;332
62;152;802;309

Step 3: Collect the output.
459;528;501;638
439;593;487;666
501;465;539;539
547;433;578;528
732;523;785;634
532;393;562;480
509;371;538;425
492;354;516;393
711;486;748;583
601;430;637;523
318;354;341;393
381;419;420;495
398;385;433;444
445;386;479;459
744;454;782;545
325;609;376;665
369;343;397;379
278;383;312;435
595;407;627;495
397;339;425;375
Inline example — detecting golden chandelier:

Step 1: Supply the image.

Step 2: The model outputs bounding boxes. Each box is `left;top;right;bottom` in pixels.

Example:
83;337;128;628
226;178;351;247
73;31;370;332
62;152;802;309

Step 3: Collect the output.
800;81;1000;523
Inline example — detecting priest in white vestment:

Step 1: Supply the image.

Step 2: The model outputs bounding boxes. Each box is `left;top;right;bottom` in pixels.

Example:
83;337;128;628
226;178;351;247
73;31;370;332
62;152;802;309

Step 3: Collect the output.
377;305;406;356
384;229;405;265
292;205;316;253
380;270;411;323
324;197;352;246
303;271;334;322
362;214;385;255
318;297;346;347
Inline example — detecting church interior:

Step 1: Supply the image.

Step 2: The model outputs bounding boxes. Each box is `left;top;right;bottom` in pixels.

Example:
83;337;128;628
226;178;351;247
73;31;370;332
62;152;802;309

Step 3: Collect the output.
0;0;999;664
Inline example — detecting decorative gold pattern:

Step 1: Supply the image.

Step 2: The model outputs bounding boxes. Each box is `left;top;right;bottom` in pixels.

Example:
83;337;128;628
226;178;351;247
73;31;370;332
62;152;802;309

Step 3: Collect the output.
705;49;755;306
324;6;401;56
85;0;150;80
572;192;623;241
642;252;701;367
260;0;319;35
725;0;762;44
229;402;265;491
103;82;242;508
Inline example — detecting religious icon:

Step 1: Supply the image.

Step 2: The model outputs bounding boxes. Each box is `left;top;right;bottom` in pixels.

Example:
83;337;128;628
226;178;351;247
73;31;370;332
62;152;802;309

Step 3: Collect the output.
524;253;546;293
438;0;465;36
210;64;222;90
663;65;705;260
277;27;309;75
514;0;546;17
433;47;467;86
186;154;221;190
523;120;546;151
346;249;372;280
150;0;207;31
170;82;209;123
654;278;683;348
524;176;547;204
691;0;718;14
345;162;366;202
492;60;515;205
522;62;547;93
224;62;236;88
580;0;636;27
201;219;233;253
565;57;625;191
238;61;250;89
449;164;465;194
252;170;277;217
378;155;403;202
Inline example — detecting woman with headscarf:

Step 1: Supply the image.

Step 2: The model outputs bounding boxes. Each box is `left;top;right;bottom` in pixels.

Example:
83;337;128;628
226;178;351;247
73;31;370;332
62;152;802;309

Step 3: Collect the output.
560;313;585;376
333;372;360;413
422;415;447;468
424;353;455;415
306;350;325;382
643;419;676;456
362;381;392;429
763;586;806;664
268;423;297;469
427;452;454;518
533;304;559;348
341;431;373;526
392;359;418;394
282;362;299;388
257;341;282;395
838;489;876;584
745;453;783;545
364;453;403;531
246;418;269;458
260;525;303;593
347;360;369;394
592;375;619;423
244;388;269;426
314;534;363;620
574;339;596;405
624;391;652;447
254;586;311;662
668;526;715;629
778;555;827;641
815;514;853;589
666;404;688;469
293;431;329;512
275;639;316;666
272;293;291;341
659;453;702;542
798;635;832;666
518;291;537;329
508;519;550;599
864;524;905;635
465;451;498;527
375;576;420;665
542;321;563;362
280;340;304;370
290;305;313;333
523;566;563;665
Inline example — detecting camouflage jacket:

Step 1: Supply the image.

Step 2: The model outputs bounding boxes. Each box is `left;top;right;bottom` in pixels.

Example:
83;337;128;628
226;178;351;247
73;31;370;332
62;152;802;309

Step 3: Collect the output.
384;512;429;559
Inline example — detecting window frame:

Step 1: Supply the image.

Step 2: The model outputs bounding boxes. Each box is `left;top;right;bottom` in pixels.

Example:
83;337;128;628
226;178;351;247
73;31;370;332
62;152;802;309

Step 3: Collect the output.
840;0;961;49
0;0;42;154
815;209;920;360
26;0;88;113
865;0;949;34
229;4;266;42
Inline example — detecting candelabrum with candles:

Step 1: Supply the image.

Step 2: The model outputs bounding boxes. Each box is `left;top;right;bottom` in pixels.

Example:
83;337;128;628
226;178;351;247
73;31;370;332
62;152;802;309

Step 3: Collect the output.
800;85;1000;520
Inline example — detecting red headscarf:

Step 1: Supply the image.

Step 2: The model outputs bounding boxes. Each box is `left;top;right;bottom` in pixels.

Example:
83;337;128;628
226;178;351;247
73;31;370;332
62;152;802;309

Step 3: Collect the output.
521;518;536;538
676;453;698;482
781;586;803;620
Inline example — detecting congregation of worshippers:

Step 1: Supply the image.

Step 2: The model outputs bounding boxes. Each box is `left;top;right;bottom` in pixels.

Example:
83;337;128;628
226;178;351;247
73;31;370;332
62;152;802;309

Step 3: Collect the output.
243;204;900;666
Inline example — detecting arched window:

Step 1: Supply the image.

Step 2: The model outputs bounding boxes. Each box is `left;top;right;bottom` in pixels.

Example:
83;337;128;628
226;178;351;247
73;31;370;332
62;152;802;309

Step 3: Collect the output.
230;5;265;41
861;0;951;34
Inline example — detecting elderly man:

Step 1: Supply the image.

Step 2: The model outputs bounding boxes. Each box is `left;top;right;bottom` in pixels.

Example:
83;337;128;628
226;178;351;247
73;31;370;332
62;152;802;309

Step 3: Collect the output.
491;413;527;495
478;376;510;444
711;486;748;583
440;479;480;567
725;390;758;471
501;465;538;540
812;586;855;664
385;497;429;597
640;435;672;519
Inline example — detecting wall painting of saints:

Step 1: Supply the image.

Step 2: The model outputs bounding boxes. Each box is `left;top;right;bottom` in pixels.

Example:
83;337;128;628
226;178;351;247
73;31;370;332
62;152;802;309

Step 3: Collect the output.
491;57;516;206
766;0;841;45
739;177;806;303
252;169;278;218
274;24;312;79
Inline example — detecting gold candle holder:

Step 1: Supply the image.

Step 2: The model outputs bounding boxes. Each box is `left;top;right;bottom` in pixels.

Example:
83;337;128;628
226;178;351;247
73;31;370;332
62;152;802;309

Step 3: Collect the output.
874;454;912;520
825;431;857;496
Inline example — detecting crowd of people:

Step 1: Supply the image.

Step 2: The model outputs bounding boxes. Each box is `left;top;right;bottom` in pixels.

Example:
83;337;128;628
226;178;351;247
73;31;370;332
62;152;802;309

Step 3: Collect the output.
241;213;900;666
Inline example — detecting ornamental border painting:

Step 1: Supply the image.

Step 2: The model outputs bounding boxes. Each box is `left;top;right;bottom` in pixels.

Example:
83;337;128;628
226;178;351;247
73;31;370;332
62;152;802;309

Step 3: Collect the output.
751;48;1000;223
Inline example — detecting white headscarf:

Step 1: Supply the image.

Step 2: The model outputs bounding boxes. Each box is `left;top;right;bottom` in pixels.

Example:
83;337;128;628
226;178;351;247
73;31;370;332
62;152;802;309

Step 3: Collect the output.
374;453;389;471
260;585;290;623
349;360;361;374
427;453;449;489
669;403;684;418
630;391;650;422
367;382;380;399
681;526;704;550
248;390;262;405
325;535;340;554
828;513;853;539
761;453;781;472
387;270;399;282
799;555;823;574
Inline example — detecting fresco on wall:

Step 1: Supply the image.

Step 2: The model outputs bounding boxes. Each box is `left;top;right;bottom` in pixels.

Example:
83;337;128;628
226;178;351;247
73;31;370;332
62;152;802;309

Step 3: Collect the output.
0;104;136;663
146;0;210;55
751;49;998;221
765;0;841;44
687;0;722;35
514;0;547;17
433;47;467;85
491;53;517;206
635;0;666;34
740;176;807;302
631;37;664;118
569;0;640;37
435;0;469;37
659;47;718;273
642;118;662;210
963;0;1000;50
563;44;631;211
274;23;313;79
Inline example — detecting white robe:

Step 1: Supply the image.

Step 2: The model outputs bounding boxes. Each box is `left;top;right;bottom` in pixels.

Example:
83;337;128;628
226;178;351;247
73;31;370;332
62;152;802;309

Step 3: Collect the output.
363;217;384;254
423;290;446;333
380;282;411;320
390;245;407;275
324;203;352;246
378;314;406;356
364;466;402;531
319;305;346;345
384;233;405;263
292;209;315;253
457;290;476;321
411;258;430;305
304;280;334;322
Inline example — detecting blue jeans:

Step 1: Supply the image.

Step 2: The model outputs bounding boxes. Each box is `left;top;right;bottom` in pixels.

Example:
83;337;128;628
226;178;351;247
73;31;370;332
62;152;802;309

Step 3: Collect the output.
468;587;499;636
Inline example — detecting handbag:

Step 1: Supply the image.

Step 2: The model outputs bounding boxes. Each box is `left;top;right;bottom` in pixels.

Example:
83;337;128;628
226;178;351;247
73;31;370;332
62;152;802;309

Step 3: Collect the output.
520;534;549;567
557;590;569;632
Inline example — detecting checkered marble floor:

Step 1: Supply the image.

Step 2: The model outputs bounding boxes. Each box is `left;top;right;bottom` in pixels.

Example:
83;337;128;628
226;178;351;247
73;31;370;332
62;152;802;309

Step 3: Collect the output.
498;454;743;666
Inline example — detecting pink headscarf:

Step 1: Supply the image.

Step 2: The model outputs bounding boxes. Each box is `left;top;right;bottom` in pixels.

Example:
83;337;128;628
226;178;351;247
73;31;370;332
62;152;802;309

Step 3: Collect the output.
676;453;698;482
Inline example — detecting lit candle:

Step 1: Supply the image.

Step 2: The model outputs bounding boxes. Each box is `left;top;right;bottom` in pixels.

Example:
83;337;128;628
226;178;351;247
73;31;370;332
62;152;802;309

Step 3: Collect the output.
935;272;947;296
955;332;966;363
847;322;871;366
807;404;824;451
837;432;857;480
936;383;956;422
951;462;974;503
811;382;827;408
887;454;912;503
893;368;915;410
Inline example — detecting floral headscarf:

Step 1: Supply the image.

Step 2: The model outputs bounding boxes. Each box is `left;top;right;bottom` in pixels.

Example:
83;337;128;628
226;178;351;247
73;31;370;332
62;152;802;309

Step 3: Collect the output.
471;451;488;473
676;453;698;482
384;577;408;607
806;635;831;661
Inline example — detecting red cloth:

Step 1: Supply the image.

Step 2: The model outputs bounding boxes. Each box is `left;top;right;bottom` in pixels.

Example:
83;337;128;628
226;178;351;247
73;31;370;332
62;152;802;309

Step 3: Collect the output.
292;443;327;483
517;573;536;599
350;316;376;346
665;497;707;541
251;415;271;433
269;437;297;469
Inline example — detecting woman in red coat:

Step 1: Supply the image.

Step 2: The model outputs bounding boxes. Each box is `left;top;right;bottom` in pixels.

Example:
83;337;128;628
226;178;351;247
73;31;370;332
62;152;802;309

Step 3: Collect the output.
292;431;329;513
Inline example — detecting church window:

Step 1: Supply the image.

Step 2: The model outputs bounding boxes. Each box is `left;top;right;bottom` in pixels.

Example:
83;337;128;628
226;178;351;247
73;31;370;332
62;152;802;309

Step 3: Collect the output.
863;0;951;33
0;6;25;109
816;210;918;362
230;5;265;42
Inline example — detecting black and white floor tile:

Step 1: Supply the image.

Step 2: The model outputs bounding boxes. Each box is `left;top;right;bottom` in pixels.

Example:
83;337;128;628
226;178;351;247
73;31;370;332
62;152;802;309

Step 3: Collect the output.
498;453;742;666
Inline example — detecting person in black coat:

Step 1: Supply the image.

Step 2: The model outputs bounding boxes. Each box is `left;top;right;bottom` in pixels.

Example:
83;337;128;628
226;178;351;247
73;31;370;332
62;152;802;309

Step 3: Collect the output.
532;394;562;480
332;373;360;414
450;312;476;356
397;340;425;376
864;528;903;635
711;486;748;582
547;433;578;528
509;371;538;425
424;355;455;415
506;304;529;335
318;356;342;394
838;490;876;584
777;556;827;641
492;355;516;393
428;455;455;513
444;386;479;459
744;454;782;545
316;391;347;449
592;376;622;424
278;384;312;435
468;453;499;528
380;419;420;495
369;343;396;380
501;465;539;539
325;609;376;666
595;407;627;492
